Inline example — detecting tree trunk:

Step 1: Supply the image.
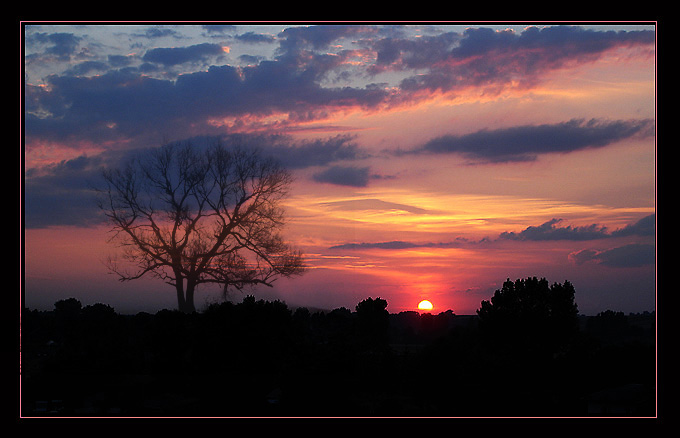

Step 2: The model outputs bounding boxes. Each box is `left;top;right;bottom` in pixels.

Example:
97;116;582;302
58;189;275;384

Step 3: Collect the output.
175;281;187;313
184;280;196;313
173;269;197;313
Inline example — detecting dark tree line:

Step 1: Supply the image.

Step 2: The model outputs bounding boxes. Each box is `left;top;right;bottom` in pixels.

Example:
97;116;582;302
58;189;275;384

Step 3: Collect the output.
21;278;655;417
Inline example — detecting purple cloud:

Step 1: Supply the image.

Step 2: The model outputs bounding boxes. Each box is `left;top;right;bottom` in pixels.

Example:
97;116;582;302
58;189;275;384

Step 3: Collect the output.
396;25;655;92
417;118;654;163
25;25;654;154
568;244;655;268
500;218;610;241
500;214;655;241
313;165;371;187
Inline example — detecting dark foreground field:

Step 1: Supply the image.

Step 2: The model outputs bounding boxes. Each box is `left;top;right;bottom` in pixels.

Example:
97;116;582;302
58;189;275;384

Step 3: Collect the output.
21;297;656;417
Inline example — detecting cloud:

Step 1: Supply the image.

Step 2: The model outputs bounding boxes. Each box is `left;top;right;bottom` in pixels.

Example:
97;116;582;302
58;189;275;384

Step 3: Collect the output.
310;161;396;187
24;155;107;228
235;31;276;44
142;43;226;66
64;60;110;76
568;244;655;268
451;25;654;60
276;25;375;54
313;165;371;187
25;60;391;149
611;213;656;237
202;25;237;36
138;27;180;39
168;133;365;170
330;241;419;250
24;25;654;153
26;69;181;145
329;214;656;252
499;218;611;241
26;32;82;60
417;118;654;163
255;134;366;169
329;239;470;250
370;31;460;72
23;133;371;229
395;25;655;93
499;214;655;241
319;198;431;215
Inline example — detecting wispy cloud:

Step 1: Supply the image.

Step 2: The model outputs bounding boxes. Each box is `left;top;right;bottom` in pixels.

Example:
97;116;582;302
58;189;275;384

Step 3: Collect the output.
328;214;655;250
329;239;471;250
319;198;431;215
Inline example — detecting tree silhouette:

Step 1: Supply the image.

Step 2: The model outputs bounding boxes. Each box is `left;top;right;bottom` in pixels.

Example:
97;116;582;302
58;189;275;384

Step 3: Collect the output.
96;141;305;313
54;297;82;317
355;297;389;349
477;277;579;358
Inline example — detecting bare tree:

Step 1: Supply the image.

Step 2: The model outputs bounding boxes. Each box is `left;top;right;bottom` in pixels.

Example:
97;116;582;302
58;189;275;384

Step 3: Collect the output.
96;140;305;313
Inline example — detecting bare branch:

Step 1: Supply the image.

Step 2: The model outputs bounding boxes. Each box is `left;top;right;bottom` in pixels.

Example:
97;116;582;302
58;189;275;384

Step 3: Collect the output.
96;139;305;312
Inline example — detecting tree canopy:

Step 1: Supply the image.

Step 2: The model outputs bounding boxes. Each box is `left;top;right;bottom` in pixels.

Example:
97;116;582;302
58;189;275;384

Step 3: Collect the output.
477;277;579;357
97;141;305;312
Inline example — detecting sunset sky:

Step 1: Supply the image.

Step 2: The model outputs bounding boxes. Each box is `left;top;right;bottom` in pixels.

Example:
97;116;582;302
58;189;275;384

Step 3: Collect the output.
23;22;656;315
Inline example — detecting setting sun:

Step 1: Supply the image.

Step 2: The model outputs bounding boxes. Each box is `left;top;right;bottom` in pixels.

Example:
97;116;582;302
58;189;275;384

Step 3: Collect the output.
418;300;433;311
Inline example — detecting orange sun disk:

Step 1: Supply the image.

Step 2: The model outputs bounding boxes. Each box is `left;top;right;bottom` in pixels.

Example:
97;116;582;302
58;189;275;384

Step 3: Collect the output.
418;300;433;311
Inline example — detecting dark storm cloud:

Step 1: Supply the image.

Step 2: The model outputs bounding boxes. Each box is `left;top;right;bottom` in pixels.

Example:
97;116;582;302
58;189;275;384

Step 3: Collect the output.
417;118;654;163
142;43;226;66
568;244;655;268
